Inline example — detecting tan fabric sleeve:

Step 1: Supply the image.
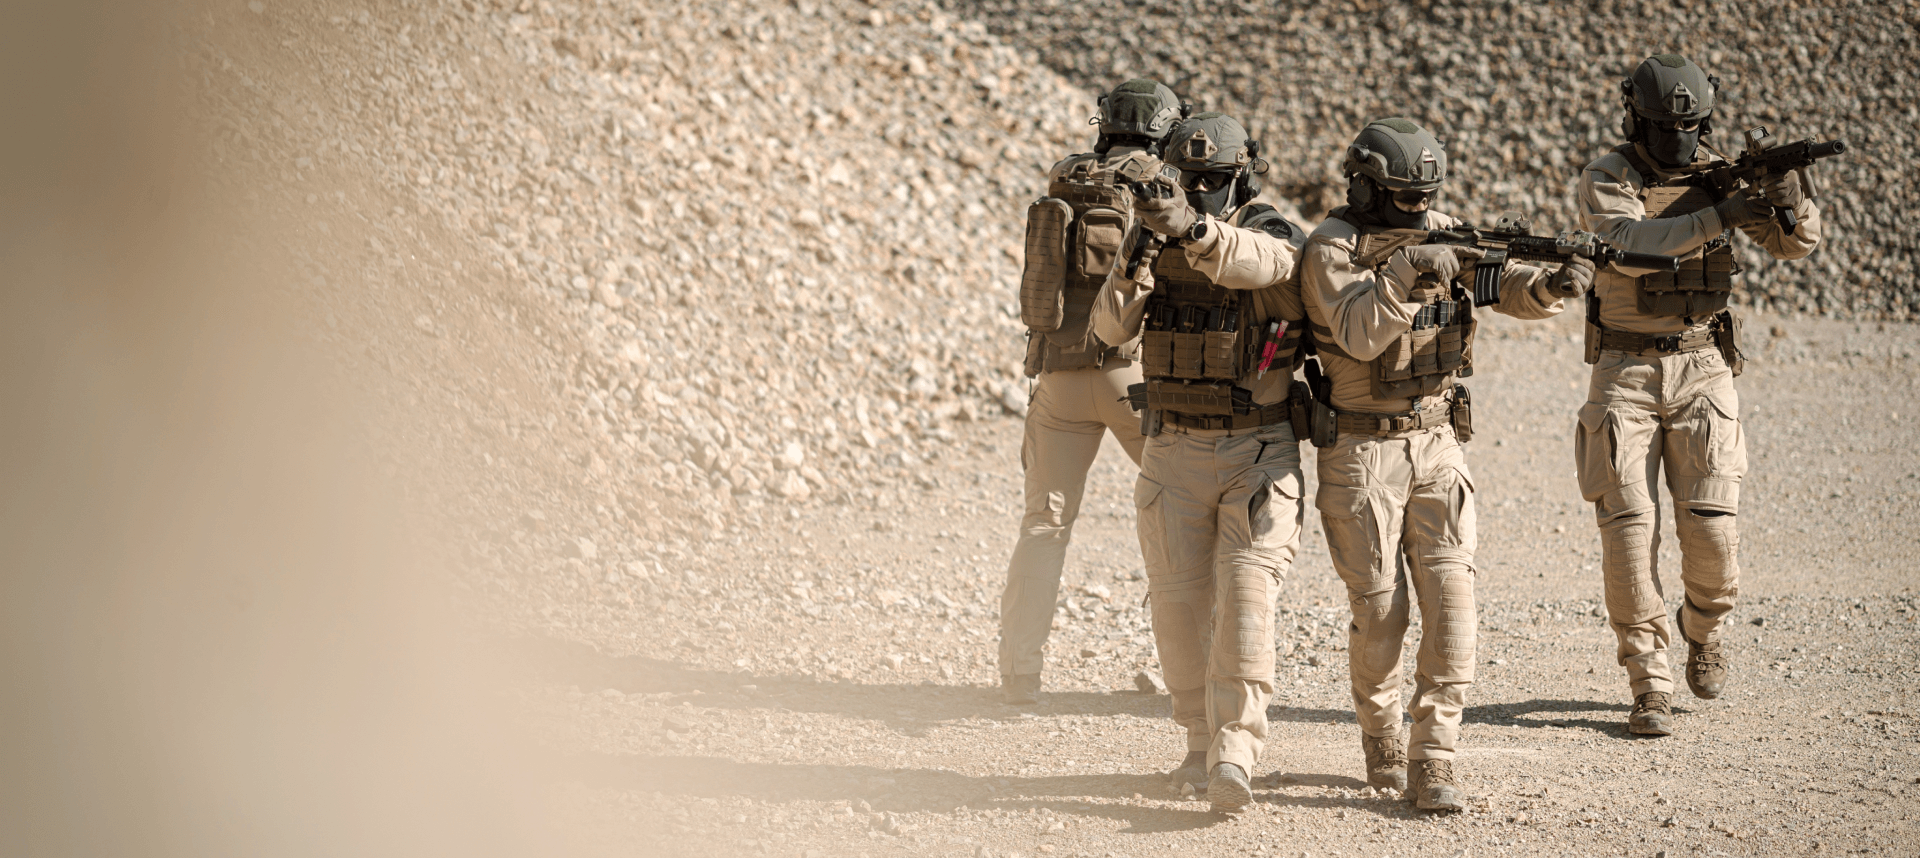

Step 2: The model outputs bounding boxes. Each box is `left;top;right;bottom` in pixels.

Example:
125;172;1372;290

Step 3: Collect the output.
1735;197;1823;260
1302;237;1418;363
1490;262;1564;320
1579;157;1723;278
1180;214;1301;292
1090;249;1152;349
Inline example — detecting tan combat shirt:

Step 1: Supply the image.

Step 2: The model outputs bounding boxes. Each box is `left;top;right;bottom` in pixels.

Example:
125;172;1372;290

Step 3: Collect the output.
1302;210;1564;414
1091;206;1305;407
1579;146;1823;334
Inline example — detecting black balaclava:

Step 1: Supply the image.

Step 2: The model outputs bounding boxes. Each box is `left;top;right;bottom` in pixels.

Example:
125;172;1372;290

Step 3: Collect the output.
1346;176;1427;229
1185;170;1239;218
1643;124;1701;169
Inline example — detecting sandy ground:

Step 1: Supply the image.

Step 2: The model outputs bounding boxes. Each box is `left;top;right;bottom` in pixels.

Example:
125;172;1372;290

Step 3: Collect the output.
510;307;1920;857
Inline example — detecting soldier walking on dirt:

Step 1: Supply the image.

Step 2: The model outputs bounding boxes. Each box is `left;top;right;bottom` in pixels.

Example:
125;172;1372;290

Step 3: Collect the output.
997;80;1185;706
1573;55;1824;736
1299;119;1592;811
1092;112;1311;813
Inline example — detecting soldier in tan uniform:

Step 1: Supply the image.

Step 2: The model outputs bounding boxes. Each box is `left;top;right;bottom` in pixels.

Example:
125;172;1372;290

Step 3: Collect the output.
1300;119;1593;811
1575;55;1822;736
1091;113;1310;813
997;80;1185;705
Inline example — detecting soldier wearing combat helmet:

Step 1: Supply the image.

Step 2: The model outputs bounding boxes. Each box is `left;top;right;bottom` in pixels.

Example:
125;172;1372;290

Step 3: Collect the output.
996;79;1184;706
1092;112;1310;813
1573;54;1823;737
1300;118;1591;811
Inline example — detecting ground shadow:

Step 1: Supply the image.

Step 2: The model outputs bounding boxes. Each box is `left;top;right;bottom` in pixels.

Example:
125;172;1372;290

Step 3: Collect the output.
1467;698;1650;736
500;636;1354;735
556;752;1411;831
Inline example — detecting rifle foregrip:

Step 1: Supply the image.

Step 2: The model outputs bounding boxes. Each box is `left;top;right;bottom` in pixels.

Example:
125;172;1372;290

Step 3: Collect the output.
1616;251;1682;272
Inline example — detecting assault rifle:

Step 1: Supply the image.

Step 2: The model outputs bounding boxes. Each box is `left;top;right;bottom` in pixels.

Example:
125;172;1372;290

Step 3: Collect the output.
1698;126;1847;237
1351;213;1682;307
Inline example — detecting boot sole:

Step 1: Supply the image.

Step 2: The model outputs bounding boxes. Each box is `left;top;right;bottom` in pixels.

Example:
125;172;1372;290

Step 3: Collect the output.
1628;719;1673;736
1367;771;1408;792
1208;777;1252;813
1416;793;1465;812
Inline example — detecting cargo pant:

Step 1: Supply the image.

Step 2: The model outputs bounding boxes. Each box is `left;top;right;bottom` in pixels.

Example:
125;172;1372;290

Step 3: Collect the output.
1135;420;1304;773
1316;425;1477;762
1575;349;1745;697
997;362;1147;678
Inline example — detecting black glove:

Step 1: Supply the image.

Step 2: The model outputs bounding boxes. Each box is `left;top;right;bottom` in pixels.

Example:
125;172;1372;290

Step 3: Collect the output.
1713;188;1766;228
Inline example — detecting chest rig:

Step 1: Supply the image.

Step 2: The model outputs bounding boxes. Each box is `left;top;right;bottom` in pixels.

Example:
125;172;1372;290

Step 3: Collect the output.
1314;212;1477;401
1621;146;1738;319
1133;218;1304;417
1019;153;1139;375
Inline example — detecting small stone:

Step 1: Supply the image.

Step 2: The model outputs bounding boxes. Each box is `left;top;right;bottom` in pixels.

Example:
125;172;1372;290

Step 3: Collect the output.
1306;653;1324;667
1134;670;1167;695
247;0;265;12
882;653;905;670
775;442;806;470
594;281;624;308
663;713;692;733
1751;616;1767;626
1179;782;1196;798
1078;648;1098;658
772;470;811;500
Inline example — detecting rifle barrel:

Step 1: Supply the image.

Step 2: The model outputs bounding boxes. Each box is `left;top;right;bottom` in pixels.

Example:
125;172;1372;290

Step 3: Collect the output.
1616;251;1681;272
1809;139;1846;158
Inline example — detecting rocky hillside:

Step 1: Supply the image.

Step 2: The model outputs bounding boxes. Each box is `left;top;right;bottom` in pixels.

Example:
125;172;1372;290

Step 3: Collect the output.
950;0;1917;319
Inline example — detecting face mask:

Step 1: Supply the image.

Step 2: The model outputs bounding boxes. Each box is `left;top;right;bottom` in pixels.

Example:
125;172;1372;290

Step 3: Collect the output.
1645;124;1701;168
1183;170;1239;217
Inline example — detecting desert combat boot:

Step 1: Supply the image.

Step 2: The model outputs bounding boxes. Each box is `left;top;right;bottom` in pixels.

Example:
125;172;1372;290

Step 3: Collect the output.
1169;750;1210;795
1001;673;1041;705
1362;732;1409;792
1207;762;1253;814
1680;609;1729;700
1628;690;1674;736
1407;759;1465;812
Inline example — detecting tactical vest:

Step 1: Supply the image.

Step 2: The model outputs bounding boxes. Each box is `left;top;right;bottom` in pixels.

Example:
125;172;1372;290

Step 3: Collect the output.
1133;204;1305;417
1019;153;1137;376
1313;208;1476;401
1620;145;1738;319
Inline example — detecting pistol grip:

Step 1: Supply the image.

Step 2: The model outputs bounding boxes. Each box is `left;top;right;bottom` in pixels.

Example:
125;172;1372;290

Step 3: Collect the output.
1776;205;1799;237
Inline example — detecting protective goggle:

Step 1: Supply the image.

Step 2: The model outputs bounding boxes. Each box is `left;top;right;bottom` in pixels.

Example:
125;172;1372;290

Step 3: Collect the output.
1391;188;1435;207
1650;117;1705;133
1179;170;1236;194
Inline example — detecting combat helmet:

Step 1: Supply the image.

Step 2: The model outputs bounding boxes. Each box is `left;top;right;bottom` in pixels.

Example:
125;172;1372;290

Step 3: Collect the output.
1341;118;1446;228
1093;79;1185;151
1162;112;1266;216
1620;54;1718;134
1619;54;1720;168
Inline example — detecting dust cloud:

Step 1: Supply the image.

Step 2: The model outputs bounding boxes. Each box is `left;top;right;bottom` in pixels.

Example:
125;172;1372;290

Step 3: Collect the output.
0;4;556;856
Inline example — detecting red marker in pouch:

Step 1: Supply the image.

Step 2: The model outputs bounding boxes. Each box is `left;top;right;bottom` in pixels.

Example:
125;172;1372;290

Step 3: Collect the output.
1255;320;1288;378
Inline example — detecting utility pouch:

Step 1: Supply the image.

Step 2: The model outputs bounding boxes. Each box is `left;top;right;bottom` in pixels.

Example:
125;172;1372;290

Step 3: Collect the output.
1146;379;1248;416
1141;330;1174;376
1288;380;1311;442
1714;309;1746;377
1074;206;1128;279
1450;383;1473;443
1019;197;1072;331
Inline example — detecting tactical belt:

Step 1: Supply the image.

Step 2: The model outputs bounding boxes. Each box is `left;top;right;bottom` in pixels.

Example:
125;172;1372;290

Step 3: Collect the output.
1165;401;1294;432
1334;399;1454;437
1596;322;1718;356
